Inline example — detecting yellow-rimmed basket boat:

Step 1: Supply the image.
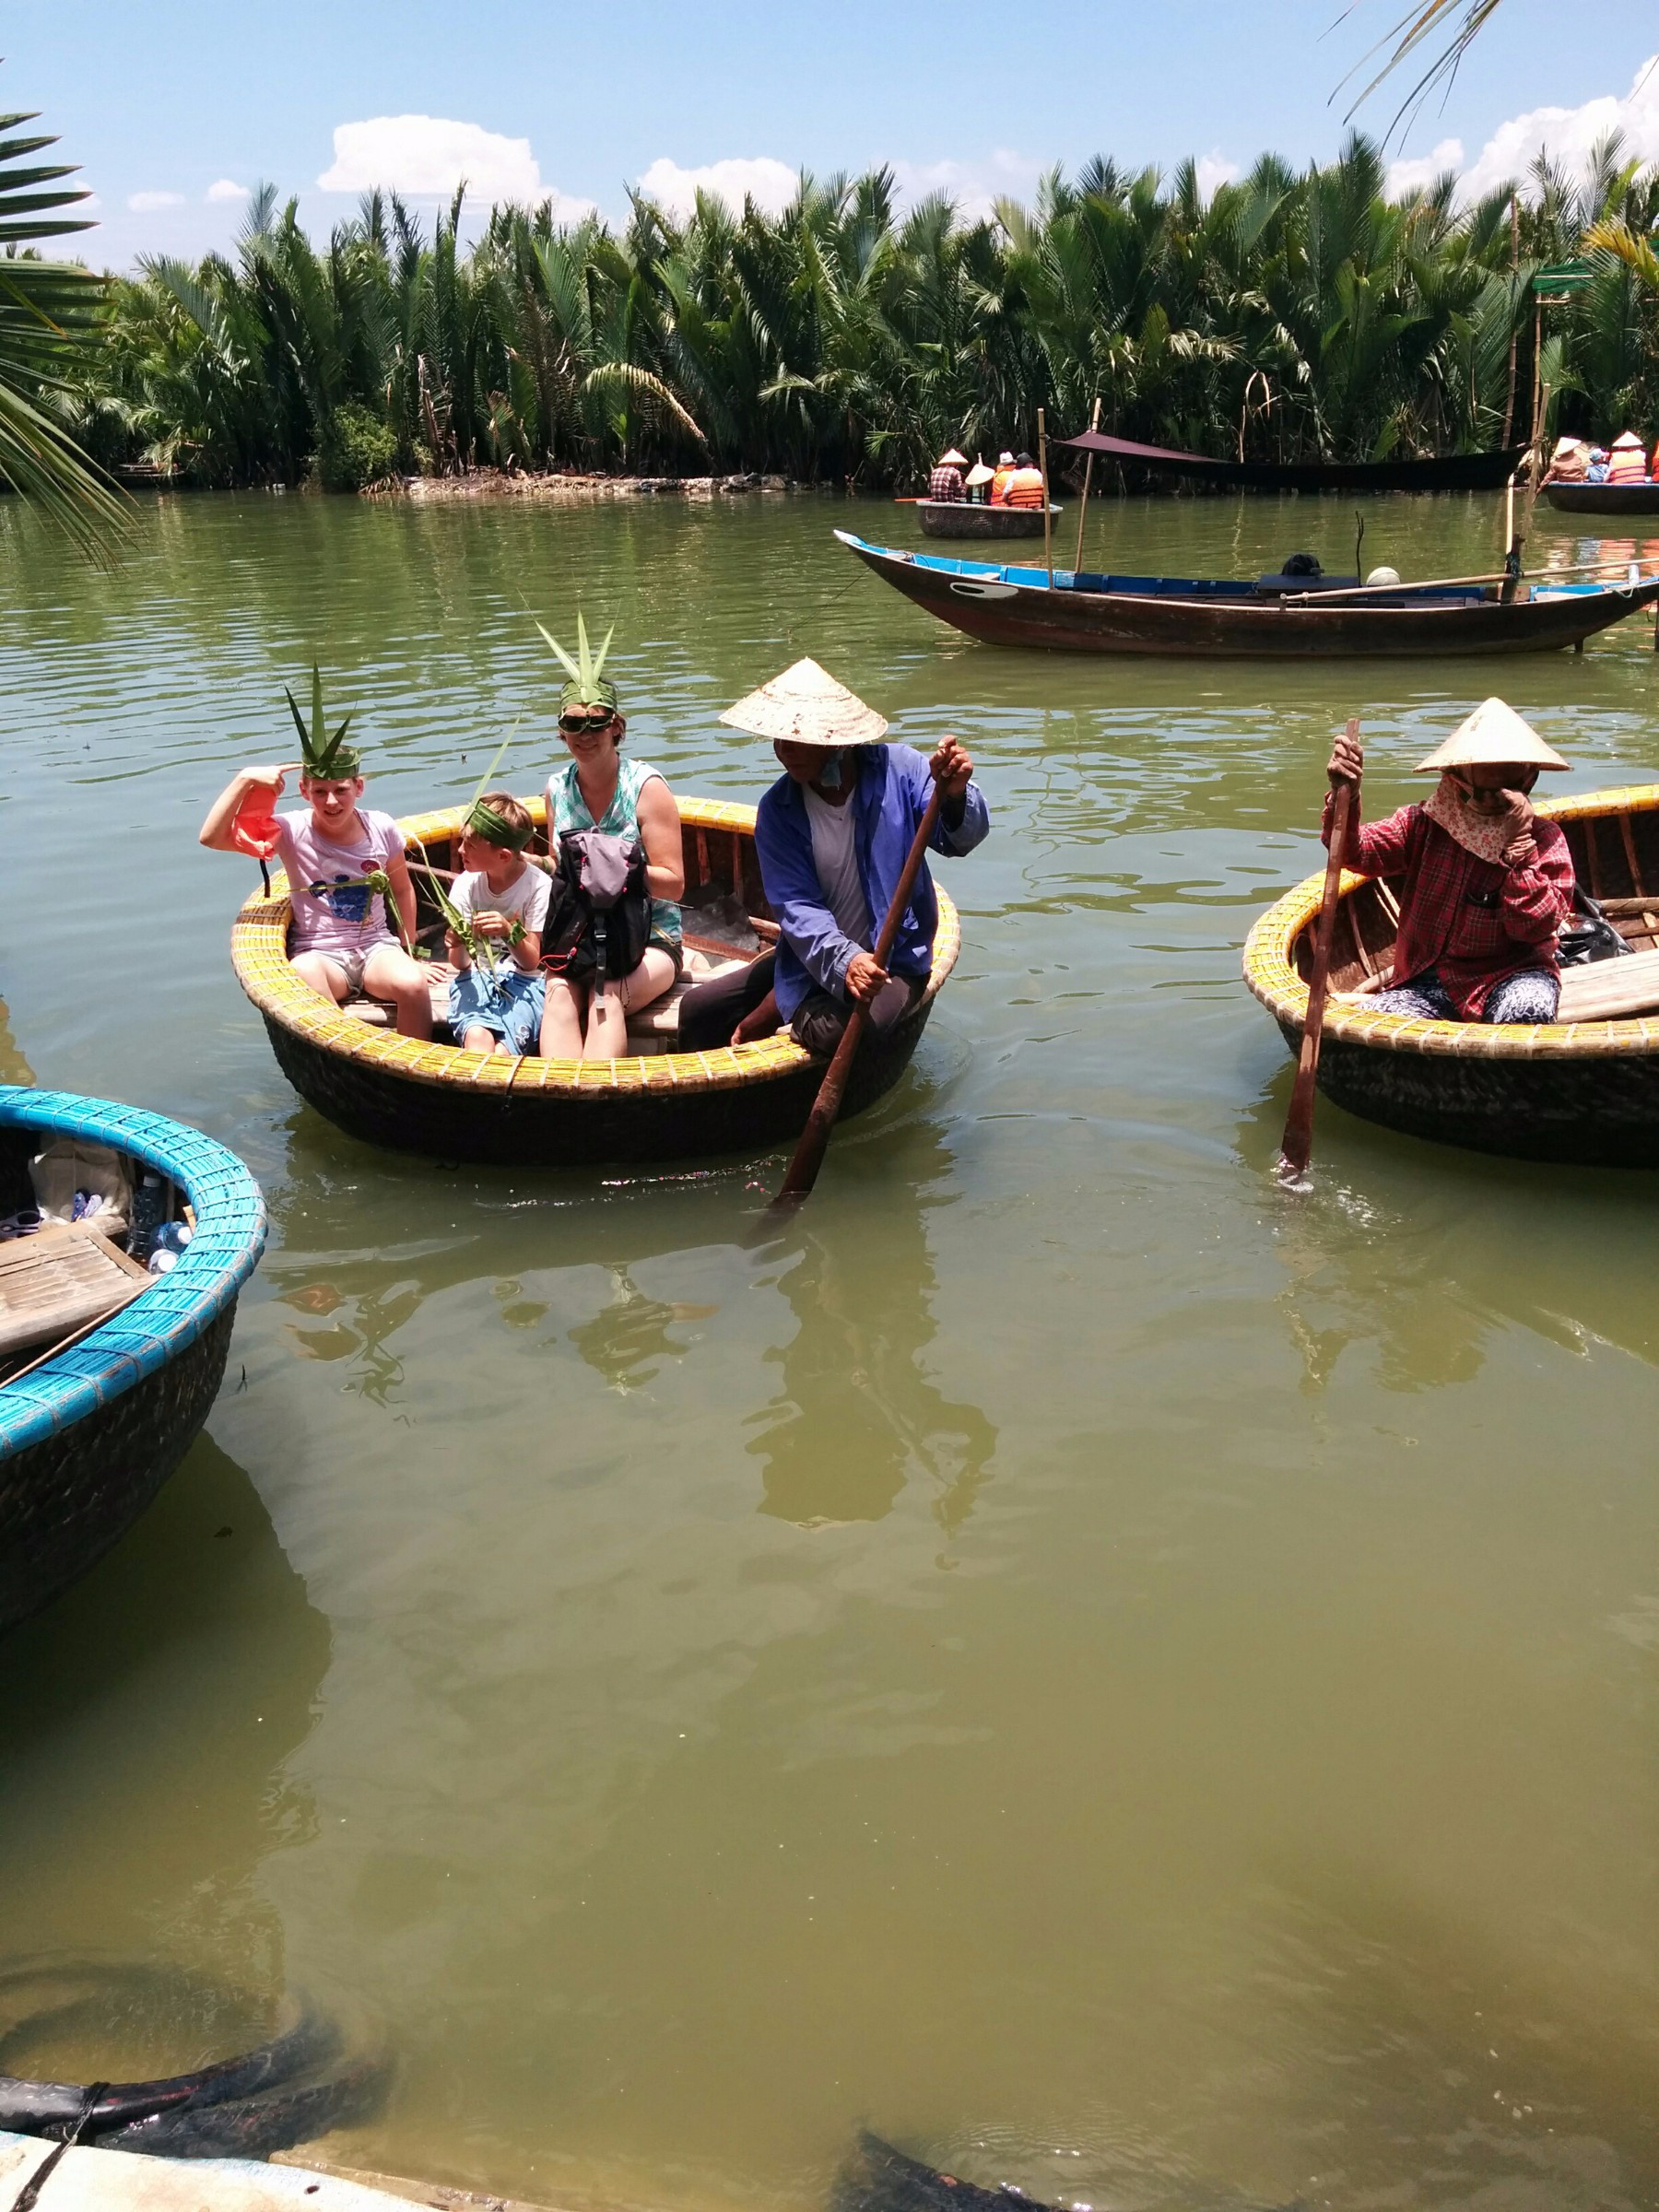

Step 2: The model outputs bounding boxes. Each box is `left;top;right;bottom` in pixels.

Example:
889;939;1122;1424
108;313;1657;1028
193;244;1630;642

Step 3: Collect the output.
231;795;959;1167
1243;783;1659;1166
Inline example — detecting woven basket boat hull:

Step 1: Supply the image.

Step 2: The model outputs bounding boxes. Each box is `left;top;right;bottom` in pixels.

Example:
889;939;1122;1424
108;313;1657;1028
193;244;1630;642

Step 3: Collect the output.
232;796;958;1168
1545;481;1659;515
0;1091;266;1632
1243;783;1659;1166
915;501;1058;539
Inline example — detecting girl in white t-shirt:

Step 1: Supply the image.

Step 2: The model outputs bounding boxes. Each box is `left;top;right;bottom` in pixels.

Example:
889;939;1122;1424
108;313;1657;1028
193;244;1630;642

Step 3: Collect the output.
444;794;551;1055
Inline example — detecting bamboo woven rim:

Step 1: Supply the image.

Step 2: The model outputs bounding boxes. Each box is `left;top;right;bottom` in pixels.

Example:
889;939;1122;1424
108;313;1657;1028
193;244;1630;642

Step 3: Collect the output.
1242;782;1659;1061
231;794;960;1097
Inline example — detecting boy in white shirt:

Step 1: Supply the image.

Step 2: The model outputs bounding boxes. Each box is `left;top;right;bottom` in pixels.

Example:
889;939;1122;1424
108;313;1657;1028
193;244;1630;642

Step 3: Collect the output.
445;793;550;1054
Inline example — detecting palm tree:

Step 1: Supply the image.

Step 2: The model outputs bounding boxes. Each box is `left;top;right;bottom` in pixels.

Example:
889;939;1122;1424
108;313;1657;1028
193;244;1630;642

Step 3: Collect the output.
0;96;124;550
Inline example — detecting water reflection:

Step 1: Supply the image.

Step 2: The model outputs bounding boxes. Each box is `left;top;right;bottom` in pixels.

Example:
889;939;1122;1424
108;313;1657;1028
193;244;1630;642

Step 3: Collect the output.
0;1434;330;1993
0;996;33;1087
569;1268;720;1393
748;1135;997;1533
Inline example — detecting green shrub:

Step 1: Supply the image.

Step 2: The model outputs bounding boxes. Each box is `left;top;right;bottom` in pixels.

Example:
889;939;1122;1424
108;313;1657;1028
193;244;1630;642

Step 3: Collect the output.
314;404;400;492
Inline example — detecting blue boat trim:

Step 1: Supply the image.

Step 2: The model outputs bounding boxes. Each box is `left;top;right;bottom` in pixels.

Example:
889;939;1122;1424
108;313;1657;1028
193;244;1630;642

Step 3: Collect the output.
0;1088;266;1460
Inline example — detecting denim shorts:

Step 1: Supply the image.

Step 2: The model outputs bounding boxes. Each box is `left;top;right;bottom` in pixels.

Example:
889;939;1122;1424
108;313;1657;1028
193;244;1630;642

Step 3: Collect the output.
448;964;545;1053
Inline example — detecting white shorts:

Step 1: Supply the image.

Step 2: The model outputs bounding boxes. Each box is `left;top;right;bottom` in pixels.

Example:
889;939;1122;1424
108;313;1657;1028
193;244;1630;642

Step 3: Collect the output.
295;938;395;994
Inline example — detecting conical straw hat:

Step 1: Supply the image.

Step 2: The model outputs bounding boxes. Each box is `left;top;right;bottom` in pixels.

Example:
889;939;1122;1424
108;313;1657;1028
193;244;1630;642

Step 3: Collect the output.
719;657;891;747
1613;429;1645;449
965;461;995;487
1414;697;1570;773
936;447;968;467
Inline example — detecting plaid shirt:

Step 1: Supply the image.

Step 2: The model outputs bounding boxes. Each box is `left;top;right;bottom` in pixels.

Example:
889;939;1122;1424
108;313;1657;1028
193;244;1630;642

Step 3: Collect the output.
928;464;965;500
1322;794;1574;1017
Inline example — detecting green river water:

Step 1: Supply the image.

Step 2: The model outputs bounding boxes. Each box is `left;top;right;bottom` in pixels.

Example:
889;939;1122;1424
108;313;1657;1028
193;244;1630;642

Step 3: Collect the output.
0;489;1654;2212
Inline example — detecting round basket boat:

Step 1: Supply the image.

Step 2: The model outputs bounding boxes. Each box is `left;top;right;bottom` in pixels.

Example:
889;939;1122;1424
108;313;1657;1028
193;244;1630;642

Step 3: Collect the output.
0;1088;267;1632
230;794;959;1167
1243;782;1659;1166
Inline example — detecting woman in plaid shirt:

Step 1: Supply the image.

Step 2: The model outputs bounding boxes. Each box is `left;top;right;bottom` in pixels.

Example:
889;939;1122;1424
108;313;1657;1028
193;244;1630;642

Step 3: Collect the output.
1323;698;1576;1024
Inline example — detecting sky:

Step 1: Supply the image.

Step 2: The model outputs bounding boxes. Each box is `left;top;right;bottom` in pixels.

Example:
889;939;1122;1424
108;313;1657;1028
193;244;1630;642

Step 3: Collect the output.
13;0;1659;272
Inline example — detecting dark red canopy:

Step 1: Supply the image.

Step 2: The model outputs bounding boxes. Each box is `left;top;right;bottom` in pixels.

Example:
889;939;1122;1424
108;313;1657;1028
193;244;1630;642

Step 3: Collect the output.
1050;429;1217;466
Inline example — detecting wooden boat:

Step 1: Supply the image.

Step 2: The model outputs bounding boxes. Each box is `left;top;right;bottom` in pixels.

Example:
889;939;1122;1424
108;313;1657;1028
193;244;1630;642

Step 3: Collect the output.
835;531;1659;658
914;500;1060;540
230;794;959;1168
1242;782;1659;1165
1052;428;1526;493
1545;479;1659;515
0;1088;266;1631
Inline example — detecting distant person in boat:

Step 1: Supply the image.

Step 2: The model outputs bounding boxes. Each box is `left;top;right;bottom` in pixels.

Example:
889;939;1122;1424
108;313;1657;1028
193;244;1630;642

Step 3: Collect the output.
198;671;432;1040
964;458;995;505
444;794;549;1055
1585;446;1611;483
988;451;1017;504
1545;437;1591;484
1323;697;1575;1025
536;616;684;1061
1606;430;1649;484
928;448;968;501
677;659;989;1055
1003;453;1046;509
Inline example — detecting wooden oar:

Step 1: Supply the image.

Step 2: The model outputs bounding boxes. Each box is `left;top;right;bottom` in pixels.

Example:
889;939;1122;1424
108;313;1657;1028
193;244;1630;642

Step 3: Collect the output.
771;779;945;1208
1277;729;1358;1185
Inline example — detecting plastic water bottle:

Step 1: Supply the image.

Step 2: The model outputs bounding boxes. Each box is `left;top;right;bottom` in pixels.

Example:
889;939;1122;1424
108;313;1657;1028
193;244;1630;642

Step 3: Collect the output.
152;1221;193;1261
128;1171;165;1264
147;1247;178;1277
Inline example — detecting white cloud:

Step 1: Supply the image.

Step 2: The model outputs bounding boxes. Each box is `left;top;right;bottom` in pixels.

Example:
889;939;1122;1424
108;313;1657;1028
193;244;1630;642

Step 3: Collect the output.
1430;53;1659;204
1385;136;1465;199
636;155;799;218
318;114;549;200
1195;151;1241;202
888;149;1048;221
126;189;183;212
206;178;250;203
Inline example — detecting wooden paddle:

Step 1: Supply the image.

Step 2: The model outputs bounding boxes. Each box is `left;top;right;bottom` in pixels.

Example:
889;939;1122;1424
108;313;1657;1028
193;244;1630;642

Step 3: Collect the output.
771;777;946;1207
1277;724;1358;1185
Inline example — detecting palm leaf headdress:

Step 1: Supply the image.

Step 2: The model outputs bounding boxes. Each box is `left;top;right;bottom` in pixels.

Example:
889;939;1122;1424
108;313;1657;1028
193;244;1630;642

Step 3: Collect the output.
535;613;618;715
284;665;361;779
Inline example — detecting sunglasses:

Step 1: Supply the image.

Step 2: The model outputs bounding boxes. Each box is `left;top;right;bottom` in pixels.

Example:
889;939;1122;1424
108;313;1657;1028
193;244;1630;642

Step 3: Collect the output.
559;711;616;735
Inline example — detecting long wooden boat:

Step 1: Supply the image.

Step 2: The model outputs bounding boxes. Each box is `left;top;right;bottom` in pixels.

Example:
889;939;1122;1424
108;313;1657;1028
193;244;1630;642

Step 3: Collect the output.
914;500;1060;539
1242;782;1659;1165
1052;429;1526;494
230;794;958;1168
0;1088;266;1631
1545;479;1659;515
835;530;1659;658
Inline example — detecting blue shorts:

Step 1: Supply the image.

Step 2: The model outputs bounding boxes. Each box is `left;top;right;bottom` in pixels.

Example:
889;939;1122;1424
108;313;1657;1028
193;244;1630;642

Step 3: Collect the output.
448;965;545;1054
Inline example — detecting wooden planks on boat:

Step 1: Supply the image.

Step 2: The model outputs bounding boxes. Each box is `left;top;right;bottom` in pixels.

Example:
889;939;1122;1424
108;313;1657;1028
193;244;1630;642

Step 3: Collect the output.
1557;948;1659;1023
0;1224;150;1360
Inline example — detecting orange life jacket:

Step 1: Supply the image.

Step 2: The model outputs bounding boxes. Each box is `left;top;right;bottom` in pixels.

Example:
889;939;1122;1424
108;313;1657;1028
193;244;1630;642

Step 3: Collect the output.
1607;443;1647;483
1004;467;1045;509
989;466;1015;505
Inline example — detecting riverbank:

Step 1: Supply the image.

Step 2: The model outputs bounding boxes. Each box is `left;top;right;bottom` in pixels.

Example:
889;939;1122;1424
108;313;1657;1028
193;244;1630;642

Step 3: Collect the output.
369;468;805;504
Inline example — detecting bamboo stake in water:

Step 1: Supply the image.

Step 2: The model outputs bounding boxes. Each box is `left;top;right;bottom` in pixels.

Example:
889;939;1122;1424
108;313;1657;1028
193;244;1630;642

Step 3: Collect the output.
771;780;945;1208
1038;407;1053;588
1277;726;1359;1186
1073;395;1101;574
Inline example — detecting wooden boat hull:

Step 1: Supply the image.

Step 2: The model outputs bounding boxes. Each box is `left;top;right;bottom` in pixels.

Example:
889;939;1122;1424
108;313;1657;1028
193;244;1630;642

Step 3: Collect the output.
1545;480;1659;515
232;797;959;1169
837;531;1659;658
0;1090;266;1632
915;501;1059;539
1155;447;1524;493
1242;784;1659;1166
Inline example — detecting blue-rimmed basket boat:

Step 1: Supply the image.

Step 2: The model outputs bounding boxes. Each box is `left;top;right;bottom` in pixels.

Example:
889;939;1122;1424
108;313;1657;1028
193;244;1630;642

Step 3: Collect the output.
836;531;1659;657
0;1090;266;1631
229;795;958;1168
1242;784;1659;1165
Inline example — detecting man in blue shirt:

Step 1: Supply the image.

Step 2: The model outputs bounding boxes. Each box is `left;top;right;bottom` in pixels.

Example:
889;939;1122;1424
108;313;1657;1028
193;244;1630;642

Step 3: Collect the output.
677;658;990;1053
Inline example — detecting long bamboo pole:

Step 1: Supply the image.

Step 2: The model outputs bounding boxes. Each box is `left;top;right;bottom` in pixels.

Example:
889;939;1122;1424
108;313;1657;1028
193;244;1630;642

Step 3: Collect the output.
1283;552;1655;606
1277;733;1358;1186
1038;407;1053;588
1073;395;1101;574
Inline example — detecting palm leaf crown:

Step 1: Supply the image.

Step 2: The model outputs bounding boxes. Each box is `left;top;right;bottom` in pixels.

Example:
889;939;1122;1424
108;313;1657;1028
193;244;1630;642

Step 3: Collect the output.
283;665;360;778
536;612;618;712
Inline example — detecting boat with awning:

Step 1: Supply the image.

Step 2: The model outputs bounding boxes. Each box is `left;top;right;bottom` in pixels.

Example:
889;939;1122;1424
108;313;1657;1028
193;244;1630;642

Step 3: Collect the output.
1050;428;1525;494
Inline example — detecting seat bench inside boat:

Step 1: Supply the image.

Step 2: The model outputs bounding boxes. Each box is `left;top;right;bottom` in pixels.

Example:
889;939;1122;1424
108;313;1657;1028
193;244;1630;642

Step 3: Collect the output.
339;944;753;1053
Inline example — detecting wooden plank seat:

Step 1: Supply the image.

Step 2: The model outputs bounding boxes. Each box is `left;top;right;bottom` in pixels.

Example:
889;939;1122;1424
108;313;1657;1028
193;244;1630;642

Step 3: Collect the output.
336;948;750;1050
0;1222;150;1360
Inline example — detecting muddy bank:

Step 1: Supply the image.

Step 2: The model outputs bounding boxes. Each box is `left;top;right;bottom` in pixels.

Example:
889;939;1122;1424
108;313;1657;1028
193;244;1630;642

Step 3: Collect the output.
371;469;830;504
